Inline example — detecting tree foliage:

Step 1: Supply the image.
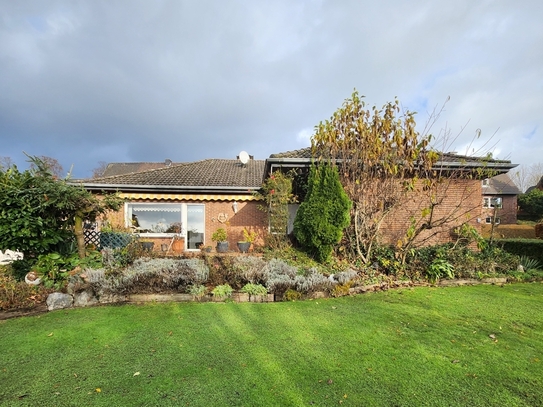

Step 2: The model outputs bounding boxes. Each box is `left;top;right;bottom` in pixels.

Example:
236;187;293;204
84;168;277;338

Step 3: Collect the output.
0;156;123;260
294;164;352;263
518;189;543;221
311;90;439;263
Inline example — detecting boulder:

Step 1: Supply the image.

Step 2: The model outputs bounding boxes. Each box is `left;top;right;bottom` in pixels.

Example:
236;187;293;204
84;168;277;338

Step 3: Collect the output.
46;293;73;311
73;290;98;307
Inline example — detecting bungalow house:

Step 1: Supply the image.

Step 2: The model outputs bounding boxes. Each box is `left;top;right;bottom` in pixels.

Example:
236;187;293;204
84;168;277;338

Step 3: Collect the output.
481;173;522;225
83;147;517;252
82;156;268;253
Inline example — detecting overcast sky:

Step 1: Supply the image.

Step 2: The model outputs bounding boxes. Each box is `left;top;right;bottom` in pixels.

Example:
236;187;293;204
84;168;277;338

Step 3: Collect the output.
1;0;542;178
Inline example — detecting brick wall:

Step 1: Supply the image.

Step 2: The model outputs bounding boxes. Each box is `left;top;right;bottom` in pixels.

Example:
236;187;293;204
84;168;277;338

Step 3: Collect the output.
381;178;483;247
205;200;268;248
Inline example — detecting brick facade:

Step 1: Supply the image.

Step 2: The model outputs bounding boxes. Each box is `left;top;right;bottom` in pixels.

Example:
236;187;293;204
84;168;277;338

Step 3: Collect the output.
381;178;483;246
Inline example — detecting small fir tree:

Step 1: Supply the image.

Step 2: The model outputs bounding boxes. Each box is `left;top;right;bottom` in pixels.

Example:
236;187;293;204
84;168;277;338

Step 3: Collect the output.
294;164;352;262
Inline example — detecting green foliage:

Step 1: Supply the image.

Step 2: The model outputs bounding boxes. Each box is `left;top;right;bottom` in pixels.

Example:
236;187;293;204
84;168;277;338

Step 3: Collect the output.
31;251;100;290
187;284;207;300
518;255;541;271
294;164;352;263
7;258;35;281
0;156;123;259
211;283;233;299
426;258;455;283
283;288;301;301
211;228;228;242
496;238;543;265
240;283;268;296
518;189;543;221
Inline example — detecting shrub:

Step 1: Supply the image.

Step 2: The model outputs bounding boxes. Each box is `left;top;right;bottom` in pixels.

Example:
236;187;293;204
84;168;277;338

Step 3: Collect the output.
294;164;352;263
496;239;543;265
240;283;268;296
283;288;302;301
262;259;297;297
188;284;207;301
295;268;333;294
331;282;353;298
519;255;541;271
232;256;266;284
426;258;455;283
88;258;209;296
334;268;358;284
211;284;233;299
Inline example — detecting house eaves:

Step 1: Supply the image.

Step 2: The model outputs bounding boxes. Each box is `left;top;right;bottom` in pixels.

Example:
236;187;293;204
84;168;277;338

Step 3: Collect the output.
265;156;517;174
79;183;259;194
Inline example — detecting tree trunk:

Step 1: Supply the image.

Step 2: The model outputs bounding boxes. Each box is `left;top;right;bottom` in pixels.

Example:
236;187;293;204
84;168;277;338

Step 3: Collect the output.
74;211;86;259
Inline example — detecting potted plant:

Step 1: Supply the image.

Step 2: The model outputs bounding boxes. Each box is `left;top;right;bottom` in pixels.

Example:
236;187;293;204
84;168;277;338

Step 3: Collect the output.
211;228;228;253
237;228;257;253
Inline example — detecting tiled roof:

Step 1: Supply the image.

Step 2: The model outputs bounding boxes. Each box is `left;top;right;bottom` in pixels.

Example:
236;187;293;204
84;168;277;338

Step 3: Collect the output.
483;173;522;195
269;148;313;159
101;161;180;177
86;159;265;190
268;147;515;172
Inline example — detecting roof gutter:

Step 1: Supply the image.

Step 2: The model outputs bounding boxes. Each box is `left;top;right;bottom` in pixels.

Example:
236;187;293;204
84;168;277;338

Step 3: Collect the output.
74;182;260;194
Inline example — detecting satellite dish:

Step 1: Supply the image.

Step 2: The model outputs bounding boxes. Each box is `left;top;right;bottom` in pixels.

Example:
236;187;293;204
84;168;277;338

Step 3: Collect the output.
238;151;249;165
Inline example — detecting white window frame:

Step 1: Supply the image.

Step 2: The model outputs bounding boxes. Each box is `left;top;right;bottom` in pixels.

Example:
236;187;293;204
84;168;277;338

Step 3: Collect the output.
483;197;502;209
125;202;205;250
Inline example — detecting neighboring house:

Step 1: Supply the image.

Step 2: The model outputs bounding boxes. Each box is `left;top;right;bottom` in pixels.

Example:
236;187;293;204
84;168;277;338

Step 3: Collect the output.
82;157;267;253
267;147;517;245
100;159;181;177
481;173;522;225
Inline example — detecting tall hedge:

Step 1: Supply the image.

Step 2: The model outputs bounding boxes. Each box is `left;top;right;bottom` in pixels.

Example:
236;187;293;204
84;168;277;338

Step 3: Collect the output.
495;239;543;264
293;164;352;262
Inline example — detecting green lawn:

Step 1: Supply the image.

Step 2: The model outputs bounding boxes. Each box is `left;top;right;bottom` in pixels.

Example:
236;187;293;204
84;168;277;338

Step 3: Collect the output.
1;284;542;407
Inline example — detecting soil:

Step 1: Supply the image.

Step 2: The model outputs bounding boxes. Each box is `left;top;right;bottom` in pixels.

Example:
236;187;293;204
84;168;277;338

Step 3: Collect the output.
0;304;48;321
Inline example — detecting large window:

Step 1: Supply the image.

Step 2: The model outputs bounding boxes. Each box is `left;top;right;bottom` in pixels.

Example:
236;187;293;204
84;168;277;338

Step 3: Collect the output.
127;203;182;233
125;203;205;250
186;205;205;249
